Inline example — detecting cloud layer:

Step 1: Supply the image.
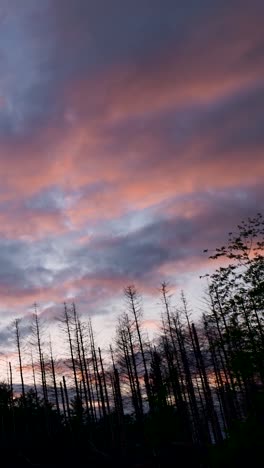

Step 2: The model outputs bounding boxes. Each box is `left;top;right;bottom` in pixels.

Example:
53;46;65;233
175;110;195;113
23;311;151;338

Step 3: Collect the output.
0;0;263;330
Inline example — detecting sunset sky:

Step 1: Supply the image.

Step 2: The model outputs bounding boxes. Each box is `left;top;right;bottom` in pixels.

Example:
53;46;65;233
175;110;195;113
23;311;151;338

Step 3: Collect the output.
0;0;263;351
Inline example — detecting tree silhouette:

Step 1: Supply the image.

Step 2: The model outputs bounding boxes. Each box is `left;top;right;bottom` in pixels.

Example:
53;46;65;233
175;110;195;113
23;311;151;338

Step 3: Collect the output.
0;214;262;466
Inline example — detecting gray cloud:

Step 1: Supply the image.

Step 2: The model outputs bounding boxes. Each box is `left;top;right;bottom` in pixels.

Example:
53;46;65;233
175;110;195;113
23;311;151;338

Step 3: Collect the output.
0;181;261;324
1;0;263;140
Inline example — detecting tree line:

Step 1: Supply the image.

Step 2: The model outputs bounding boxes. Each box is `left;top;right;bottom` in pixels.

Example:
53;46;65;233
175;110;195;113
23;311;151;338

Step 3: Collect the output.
0;214;263;466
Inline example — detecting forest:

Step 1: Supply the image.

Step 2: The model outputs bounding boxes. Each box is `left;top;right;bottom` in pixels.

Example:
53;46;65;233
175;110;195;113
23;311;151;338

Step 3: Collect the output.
0;214;263;467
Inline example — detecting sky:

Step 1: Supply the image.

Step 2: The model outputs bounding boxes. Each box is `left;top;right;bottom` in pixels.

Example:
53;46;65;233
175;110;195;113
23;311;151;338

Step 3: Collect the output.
0;0;263;352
